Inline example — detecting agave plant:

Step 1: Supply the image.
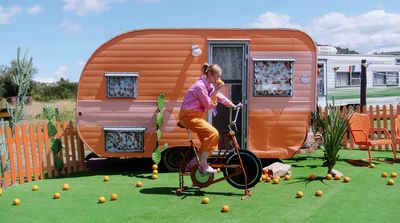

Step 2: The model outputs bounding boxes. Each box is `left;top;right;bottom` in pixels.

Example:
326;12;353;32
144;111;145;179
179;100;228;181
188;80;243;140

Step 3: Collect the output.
315;103;350;174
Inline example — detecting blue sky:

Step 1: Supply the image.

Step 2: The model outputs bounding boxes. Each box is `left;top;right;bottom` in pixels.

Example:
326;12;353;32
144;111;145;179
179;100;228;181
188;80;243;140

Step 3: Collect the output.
1;0;400;83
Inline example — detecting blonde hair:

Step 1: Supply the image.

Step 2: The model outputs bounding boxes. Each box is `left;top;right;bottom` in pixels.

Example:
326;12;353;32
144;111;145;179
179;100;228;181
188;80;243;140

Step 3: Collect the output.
201;63;222;77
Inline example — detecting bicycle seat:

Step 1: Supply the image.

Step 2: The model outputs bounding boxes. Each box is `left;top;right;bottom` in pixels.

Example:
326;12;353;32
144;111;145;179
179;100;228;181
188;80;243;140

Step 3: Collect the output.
177;122;186;129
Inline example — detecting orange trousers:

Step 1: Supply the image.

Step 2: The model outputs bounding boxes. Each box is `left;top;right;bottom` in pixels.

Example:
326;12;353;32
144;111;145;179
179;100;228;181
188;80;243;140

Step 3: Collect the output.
179;109;219;152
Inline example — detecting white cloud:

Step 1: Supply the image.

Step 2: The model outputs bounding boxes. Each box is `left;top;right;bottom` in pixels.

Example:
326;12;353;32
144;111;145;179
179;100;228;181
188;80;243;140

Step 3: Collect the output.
249;10;400;53
26;5;44;14
63;0;110;16
34;66;69;83
60;20;81;35
0;5;22;24
308;10;400;53
248;12;302;29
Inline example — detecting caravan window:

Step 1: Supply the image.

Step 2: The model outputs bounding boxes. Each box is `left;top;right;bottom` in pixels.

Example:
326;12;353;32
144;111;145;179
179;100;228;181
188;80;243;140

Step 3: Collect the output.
105;72;139;98
104;127;146;152
252;58;294;97
373;72;399;86
335;72;360;87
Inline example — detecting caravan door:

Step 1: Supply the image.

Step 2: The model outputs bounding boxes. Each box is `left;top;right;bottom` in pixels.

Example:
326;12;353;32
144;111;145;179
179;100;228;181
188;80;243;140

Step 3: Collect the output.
208;42;249;149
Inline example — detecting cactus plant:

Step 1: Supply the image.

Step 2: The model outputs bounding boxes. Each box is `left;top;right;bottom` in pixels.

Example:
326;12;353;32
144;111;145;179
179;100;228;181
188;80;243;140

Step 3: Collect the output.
152;93;168;164
6;48;34;130
43;104;64;172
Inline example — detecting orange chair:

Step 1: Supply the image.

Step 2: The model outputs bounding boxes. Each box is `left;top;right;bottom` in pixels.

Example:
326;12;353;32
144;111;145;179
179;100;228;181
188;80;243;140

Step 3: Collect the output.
395;115;400;144
348;113;397;164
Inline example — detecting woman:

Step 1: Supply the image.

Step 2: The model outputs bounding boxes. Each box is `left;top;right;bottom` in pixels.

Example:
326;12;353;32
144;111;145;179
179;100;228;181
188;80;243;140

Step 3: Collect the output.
179;63;237;174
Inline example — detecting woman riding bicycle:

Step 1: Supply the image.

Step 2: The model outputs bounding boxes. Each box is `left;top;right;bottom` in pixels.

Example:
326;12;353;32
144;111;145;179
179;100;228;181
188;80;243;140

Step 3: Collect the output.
179;63;238;174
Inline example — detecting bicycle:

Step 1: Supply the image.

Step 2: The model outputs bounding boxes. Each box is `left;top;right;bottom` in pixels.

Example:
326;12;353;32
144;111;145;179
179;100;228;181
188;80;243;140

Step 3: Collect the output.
176;104;262;199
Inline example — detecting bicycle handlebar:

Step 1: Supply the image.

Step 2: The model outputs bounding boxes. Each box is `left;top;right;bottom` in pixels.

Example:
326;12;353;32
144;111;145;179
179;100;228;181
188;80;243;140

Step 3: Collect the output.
229;103;243;131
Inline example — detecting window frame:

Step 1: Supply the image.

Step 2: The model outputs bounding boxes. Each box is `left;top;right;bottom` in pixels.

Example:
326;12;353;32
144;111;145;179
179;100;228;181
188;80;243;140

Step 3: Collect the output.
105;72;139;98
252;58;295;97
373;71;399;86
104;127;146;153
335;71;361;88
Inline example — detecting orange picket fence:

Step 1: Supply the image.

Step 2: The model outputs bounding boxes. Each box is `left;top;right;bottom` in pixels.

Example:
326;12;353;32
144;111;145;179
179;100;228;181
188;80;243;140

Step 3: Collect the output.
317;104;400;151
0;120;86;188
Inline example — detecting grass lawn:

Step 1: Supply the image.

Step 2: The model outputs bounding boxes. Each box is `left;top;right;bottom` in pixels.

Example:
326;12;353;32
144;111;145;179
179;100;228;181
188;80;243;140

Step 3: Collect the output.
1;149;400;223
328;87;400;100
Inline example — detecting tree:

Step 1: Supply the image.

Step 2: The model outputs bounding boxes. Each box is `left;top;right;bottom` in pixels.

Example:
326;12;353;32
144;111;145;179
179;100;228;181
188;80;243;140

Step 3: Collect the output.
335;46;359;54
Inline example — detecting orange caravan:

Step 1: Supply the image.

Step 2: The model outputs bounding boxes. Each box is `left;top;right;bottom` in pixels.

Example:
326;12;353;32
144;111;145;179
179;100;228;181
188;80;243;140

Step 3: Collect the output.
77;28;317;170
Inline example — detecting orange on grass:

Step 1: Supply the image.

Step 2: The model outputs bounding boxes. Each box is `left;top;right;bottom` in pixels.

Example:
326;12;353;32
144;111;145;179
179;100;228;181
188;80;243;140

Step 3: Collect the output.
111;193;118;201
325;174;333;180
261;174;268;181
284;175;291;181
103;176;110;182
391;172;397;178
0;190;2;196
136;181;143;187
32;185;39;191
343;177;350;183
221;205;230;213
381;172;388;178
98;196;106;203
13;198;21;205
151;174;158;179
153;170;158;175
296;191;304;198
202;197;210;204
334;175;342;180
265;177;272;182
53;192;61;199
315;190;323;197
387;179;395;185
308;174;316;180
272;178;280;184
369;163;376;168
63;183;70;190
152;164;158;170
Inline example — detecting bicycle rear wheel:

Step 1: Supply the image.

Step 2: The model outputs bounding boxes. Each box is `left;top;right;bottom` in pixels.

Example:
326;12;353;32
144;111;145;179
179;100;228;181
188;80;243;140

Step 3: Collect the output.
223;149;262;189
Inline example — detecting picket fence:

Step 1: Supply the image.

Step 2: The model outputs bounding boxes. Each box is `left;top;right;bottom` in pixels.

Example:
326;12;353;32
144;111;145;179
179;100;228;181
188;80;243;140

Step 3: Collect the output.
318;104;400;151
0;120;86;188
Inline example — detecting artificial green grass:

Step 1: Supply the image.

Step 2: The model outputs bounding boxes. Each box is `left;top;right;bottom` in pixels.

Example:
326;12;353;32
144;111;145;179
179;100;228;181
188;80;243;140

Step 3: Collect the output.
1;149;400;223
328;87;400;100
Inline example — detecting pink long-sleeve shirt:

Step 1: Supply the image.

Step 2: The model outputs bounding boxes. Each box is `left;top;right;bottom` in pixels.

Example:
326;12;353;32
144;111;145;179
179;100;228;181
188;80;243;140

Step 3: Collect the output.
181;75;233;112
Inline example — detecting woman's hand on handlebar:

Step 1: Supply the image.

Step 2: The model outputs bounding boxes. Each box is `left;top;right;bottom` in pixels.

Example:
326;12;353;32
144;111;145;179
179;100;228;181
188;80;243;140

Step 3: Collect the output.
234;103;243;110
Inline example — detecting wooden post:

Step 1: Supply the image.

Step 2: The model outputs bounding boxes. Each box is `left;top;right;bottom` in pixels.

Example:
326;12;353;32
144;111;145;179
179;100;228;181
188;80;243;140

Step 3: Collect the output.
360;59;367;108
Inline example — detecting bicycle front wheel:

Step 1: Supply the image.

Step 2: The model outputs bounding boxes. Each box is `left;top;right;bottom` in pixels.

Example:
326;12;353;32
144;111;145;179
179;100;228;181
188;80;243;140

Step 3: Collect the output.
223;149;262;189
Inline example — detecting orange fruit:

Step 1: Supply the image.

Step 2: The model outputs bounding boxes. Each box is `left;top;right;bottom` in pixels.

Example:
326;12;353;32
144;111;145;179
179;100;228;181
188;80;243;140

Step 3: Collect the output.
217;168;221;173
98;196;106;203
151;174;158;179
152;164;158;170
382;172;388;178
325;174;333;180
272;178;280;184
103;176;110;182
136;181;143;187
53;192;61;199
308;174;316;180
217;79;223;85
32;185;39;191
391;172;397;178
265;177;272;182
315;190;323;197
202;197;209;204
221;205;230;213
13;198;21;205
0;190;2;196
369;163;376;168
261;174;268;181
153;170;158;175
387;179;395;185
334;175;342;180
284;175;291;181
111;193;118;201
296;191;304;198
63;183;70;190
343;177;350;183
